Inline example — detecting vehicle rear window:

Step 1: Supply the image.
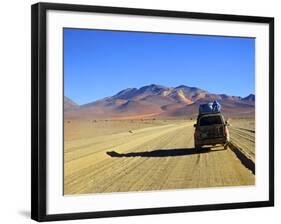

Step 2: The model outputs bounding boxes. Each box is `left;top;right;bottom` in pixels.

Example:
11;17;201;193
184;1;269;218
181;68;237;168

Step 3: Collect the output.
199;116;223;126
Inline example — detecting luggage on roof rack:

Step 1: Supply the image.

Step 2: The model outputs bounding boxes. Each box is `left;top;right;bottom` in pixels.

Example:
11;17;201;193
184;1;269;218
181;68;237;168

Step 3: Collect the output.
199;101;221;115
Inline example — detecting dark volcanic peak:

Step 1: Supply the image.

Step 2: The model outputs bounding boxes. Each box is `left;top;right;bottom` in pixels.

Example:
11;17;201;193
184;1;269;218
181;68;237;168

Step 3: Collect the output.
112;88;138;100
219;94;242;101
175;85;200;90
144;84;167;89
175;85;188;89
112;84;169;101
219;94;229;99
242;94;255;101
138;84;168;92
116;88;137;95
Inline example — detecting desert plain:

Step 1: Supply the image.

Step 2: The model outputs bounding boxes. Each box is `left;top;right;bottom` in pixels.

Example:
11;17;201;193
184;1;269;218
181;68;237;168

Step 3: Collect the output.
64;117;255;195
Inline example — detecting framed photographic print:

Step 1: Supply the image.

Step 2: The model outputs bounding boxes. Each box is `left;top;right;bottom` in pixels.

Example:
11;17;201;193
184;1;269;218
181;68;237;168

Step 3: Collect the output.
31;2;274;222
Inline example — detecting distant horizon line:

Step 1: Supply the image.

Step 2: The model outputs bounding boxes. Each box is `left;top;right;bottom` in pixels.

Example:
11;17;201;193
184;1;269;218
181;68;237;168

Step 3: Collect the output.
64;83;255;106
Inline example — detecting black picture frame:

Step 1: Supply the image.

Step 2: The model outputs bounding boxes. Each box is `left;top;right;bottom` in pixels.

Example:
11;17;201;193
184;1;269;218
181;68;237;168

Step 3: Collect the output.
31;2;274;222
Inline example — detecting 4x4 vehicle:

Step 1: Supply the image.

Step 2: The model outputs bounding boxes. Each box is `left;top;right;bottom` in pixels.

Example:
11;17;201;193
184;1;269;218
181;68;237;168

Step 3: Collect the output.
194;113;229;150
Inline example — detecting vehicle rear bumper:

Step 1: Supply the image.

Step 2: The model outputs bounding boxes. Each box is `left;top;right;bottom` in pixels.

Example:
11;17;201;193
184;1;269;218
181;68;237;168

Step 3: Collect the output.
195;137;228;146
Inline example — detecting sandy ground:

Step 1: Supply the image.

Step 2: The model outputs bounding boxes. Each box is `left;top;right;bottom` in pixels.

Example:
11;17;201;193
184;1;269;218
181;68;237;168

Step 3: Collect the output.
64;119;255;195
228;119;255;161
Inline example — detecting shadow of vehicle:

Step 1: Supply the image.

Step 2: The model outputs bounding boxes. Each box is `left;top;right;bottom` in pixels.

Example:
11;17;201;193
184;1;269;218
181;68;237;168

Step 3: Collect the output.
106;146;226;158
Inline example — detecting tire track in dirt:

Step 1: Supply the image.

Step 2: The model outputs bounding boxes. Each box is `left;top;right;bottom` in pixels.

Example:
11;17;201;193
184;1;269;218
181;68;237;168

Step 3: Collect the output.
85;124;191;193
64;123;191;193
64;121;255;195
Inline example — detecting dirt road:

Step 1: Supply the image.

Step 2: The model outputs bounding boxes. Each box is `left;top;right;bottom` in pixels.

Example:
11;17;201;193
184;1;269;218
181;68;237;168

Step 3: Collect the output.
229;124;255;162
64;121;255;195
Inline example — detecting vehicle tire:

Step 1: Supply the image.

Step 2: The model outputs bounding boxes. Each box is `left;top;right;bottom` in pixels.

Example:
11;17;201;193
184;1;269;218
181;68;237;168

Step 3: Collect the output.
223;143;228;150
195;144;201;151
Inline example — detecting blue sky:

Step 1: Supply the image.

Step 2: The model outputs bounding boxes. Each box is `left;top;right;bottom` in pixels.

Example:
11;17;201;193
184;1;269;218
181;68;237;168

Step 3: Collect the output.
64;28;255;105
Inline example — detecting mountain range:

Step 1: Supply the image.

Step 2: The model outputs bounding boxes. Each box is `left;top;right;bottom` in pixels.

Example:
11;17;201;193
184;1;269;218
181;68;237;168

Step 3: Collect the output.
64;84;255;119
